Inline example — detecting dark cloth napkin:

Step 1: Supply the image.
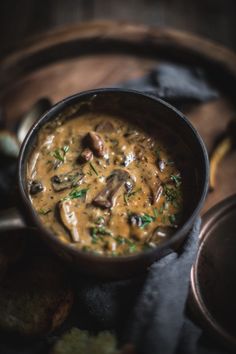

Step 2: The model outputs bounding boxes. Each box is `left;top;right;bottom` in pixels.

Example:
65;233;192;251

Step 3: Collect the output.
75;219;229;354
115;63;219;105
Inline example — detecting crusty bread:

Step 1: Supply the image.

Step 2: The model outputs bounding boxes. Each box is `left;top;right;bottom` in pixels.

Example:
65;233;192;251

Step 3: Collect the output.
0;248;74;337
51;328;118;354
51;328;137;354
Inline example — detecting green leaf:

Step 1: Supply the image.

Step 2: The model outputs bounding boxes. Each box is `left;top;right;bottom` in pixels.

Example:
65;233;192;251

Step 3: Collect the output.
163;185;179;202
153;208;158;218
38;208;52;215
69;188;88;200
115;235;126;245
169;214;176;225
63;145;70;154
53;149;64;162
140;214;155;229
90;226;112;238
129;244;137;253
170;174;182;187
95;216;105;225
53;145;70;163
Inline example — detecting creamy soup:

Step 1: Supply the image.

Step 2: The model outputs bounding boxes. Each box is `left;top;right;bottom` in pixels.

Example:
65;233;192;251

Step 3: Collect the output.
28;113;184;255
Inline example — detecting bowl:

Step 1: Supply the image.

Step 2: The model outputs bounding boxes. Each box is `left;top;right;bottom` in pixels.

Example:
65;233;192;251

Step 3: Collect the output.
17;88;209;278
190;194;236;350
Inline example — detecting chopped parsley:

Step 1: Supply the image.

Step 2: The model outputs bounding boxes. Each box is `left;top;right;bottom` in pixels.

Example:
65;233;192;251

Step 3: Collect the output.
95;216;105;225
128;243;137;253
53;145;70;163
63;188;88;201
163;185;179;202
169;214;176;225
90;226;112;238
114;236;137;253
115;235;126;245
170;174;182;187
38;208;52;215
153;208;159;218
129;212;158;229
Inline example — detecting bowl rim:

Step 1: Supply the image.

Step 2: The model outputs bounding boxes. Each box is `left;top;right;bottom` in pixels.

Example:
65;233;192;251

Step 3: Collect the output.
191;194;236;348
18;87;209;263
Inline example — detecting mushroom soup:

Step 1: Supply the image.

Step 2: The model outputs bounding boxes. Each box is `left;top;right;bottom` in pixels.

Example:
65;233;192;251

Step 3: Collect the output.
28;113;185;255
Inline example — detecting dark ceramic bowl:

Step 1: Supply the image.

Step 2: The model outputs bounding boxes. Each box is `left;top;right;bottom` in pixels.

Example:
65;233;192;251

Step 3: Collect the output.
18;89;209;278
190;194;236;350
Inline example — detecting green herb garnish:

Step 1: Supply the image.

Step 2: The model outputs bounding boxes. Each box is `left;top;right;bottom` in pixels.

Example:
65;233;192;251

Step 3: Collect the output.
90;226;112;238
129;244;137;253
153;208;159;218
170;174;182;187
69;188;88;200
95;216;105;225
89;162;98;176
53;145;70;163
169;214;176;225
140;214;156;229
161;215;167;223
63;187;88;201
38;208;52;215
115;235;126;245
163;185;179;202
63;145;70;154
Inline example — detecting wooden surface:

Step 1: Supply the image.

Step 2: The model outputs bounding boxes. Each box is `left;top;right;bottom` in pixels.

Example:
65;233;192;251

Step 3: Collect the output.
0;21;236;213
0;0;235;56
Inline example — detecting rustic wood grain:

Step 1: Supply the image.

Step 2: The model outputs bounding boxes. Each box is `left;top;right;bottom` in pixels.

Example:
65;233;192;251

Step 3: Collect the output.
0;0;235;56
0;22;236;213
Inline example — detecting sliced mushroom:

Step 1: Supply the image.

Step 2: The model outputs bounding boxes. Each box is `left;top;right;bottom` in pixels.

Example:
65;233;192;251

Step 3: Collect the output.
51;171;84;192
151;184;163;205
129;214;143;227
85;131;106;158
58;200;79;242
144;172;163;205
123;152;135;167
93;169;134;209
30;180;44;195
78;148;93;164
158;159;166;172
95;120;114;132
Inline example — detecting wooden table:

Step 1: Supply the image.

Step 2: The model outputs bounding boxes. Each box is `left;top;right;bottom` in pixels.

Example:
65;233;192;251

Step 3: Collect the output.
0;21;236;213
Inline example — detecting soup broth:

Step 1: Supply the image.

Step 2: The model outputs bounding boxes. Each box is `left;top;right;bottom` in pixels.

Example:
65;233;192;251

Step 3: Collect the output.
28;113;185;256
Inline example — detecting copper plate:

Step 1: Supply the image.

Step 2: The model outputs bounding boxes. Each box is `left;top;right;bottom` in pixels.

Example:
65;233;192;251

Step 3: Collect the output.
191;194;236;349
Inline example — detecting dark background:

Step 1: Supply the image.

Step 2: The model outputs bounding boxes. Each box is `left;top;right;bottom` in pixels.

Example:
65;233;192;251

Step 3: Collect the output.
0;0;236;57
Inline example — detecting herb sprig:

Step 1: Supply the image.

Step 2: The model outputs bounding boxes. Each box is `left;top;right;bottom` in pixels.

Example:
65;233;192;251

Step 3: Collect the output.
38;208;52;215
90;226;112;243
63;187;88;201
53;145;70;163
163;185;179;202
170;174;182;187
140;214;156;229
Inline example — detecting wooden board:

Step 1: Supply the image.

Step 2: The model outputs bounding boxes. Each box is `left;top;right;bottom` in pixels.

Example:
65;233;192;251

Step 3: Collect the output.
1;21;236;213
